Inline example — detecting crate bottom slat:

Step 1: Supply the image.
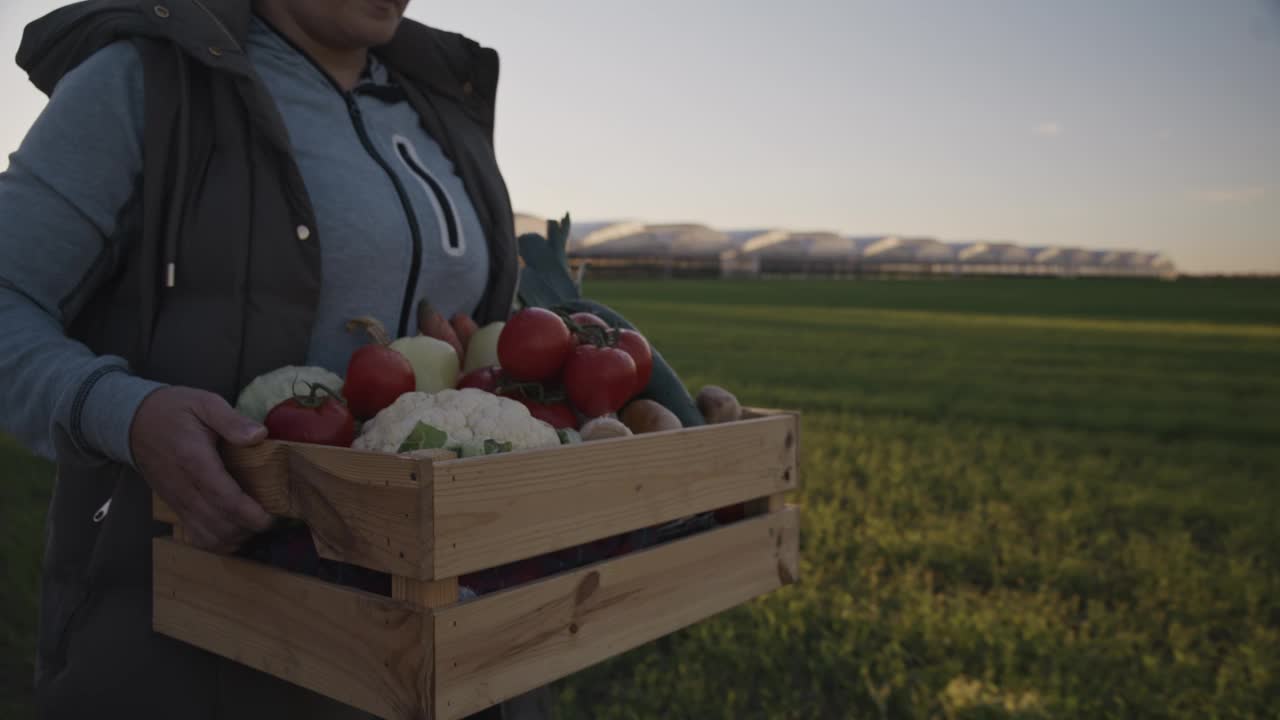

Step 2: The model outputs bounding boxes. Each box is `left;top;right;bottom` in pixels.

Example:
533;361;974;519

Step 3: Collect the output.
153;538;432;719
432;506;800;720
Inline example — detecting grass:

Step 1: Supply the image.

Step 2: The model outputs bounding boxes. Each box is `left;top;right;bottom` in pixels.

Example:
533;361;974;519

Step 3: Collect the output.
3;277;1279;718
551;278;1280;719
1;434;54;720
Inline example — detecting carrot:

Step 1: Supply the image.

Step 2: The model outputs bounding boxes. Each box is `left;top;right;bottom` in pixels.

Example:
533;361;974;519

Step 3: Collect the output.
450;313;479;353
417;299;464;359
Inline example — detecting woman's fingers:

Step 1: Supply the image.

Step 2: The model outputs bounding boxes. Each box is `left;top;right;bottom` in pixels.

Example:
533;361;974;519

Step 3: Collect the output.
132;387;275;553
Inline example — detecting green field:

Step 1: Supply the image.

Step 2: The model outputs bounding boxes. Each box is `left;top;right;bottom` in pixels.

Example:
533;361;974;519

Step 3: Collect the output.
3;277;1279;718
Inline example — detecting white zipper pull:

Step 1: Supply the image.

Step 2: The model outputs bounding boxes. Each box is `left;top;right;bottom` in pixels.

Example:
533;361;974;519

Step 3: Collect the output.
92;498;112;524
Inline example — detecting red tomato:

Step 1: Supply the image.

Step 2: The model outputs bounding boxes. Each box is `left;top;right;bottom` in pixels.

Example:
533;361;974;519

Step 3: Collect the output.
497;308;573;382
563;345;637;418
344;345;415;420
264;386;356;447
613;329;653;397
570;311;609;329
457;366;503;392
570;311;610;332
521;398;580;430
498;383;580;429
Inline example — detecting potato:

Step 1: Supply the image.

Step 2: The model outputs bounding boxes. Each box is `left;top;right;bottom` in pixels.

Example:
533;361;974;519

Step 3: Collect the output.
696;385;742;424
621;399;683;434
580;417;633;442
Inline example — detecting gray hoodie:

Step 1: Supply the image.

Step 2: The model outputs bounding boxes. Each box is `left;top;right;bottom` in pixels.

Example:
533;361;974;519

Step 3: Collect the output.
0;16;490;466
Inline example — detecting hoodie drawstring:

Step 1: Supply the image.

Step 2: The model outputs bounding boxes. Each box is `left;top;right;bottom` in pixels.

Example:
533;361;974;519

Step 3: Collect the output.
163;44;191;289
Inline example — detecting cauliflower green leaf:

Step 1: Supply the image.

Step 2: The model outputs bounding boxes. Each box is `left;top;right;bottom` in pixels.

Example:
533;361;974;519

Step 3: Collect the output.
397;422;450;454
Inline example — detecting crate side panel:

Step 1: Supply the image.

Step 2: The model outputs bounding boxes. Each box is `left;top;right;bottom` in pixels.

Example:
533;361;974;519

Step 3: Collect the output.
432;415;798;577
433;507;800;719
209;442;431;576
153;538;433;720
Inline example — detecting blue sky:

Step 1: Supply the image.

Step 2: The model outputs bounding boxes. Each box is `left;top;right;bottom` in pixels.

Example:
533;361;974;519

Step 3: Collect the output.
3;1;1277;273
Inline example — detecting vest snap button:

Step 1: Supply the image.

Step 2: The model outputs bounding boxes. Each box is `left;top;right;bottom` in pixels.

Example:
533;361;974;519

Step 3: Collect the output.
462;81;474;95
208;46;223;57
296;225;312;241
154;5;170;18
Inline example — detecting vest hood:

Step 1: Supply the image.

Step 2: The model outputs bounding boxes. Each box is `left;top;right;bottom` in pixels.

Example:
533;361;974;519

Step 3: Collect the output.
17;0;500;131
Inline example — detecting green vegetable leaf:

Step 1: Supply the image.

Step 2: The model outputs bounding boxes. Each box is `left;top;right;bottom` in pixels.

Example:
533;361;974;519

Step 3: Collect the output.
557;428;582;445
457;438;513;457
516;214;580;309
398;422;450;453
483;439;514;455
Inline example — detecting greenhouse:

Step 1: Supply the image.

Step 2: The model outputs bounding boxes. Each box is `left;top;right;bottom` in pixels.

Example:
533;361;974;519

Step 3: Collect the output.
514;213;1177;279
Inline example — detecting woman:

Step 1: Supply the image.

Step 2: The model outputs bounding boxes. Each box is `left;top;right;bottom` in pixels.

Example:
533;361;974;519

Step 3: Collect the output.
1;0;543;717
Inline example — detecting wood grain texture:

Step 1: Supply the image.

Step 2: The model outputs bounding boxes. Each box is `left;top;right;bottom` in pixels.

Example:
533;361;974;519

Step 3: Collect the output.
153;538;433;720
432;507;801;719
743;408;801;519
431;414;799;578
742;407;802;484
153;442;435;577
395;576;460;609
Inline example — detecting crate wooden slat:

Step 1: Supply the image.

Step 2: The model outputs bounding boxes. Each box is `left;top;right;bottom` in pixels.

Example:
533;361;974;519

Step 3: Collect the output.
153;538;433;719
152;412;798;581
433;506;800;719
431;415;797;577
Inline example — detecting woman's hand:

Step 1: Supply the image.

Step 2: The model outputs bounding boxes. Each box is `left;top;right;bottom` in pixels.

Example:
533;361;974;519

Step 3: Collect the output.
130;387;274;552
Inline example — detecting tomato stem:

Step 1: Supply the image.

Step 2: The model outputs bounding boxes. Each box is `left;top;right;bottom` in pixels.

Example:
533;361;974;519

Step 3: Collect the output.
496;380;569;404
290;381;344;409
555;309;615;349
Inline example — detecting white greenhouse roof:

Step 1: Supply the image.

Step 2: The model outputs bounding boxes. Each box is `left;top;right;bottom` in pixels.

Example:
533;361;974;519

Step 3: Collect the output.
863;236;951;263
953;242;1031;264
569;221;646;253
1100;251;1144;268
572;223;731;258
736;231;854;259
515;213;1175;274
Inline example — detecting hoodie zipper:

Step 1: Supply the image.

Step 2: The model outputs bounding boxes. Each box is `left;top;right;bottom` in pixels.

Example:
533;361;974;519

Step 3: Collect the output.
255;17;423;337
344;98;423;338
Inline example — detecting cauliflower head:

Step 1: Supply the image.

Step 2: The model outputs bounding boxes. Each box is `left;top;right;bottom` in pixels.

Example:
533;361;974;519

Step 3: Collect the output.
235;365;344;423
353;388;561;455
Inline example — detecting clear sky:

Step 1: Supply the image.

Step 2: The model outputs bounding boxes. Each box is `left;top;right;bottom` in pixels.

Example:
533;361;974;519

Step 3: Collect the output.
3;1;1278;273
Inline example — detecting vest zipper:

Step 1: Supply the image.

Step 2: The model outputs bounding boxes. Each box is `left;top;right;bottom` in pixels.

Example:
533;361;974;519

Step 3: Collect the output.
191;0;245;53
344;97;423;338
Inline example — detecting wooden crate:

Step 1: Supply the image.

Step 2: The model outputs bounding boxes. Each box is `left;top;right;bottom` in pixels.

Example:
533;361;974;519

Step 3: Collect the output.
152;409;801;720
